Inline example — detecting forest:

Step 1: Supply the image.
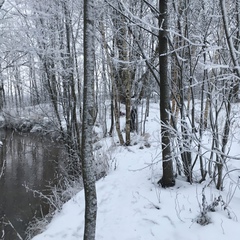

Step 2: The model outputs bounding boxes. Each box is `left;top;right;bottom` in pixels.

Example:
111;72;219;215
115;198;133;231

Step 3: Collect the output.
1;0;240;239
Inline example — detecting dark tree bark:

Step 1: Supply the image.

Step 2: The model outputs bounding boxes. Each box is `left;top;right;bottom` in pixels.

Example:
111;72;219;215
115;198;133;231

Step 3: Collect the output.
82;0;97;239
158;0;175;188
0;64;5;111
130;107;137;132
0;0;4;9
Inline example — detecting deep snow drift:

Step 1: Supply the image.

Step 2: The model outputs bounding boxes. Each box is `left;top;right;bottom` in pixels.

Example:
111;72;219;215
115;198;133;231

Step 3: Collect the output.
32;102;240;240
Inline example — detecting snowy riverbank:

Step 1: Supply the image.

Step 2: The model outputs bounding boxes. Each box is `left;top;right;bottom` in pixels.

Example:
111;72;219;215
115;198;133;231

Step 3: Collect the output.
31;102;240;240
0;104;63;138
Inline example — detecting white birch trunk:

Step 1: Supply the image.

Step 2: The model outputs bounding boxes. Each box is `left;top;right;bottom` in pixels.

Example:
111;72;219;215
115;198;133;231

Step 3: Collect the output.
82;0;97;239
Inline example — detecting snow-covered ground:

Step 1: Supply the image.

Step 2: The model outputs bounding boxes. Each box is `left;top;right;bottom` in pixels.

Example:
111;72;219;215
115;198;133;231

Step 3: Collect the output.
32;102;240;240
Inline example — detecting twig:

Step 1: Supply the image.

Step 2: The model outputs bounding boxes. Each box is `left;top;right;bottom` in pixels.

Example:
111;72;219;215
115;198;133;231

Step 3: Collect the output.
2;216;23;240
0;159;6;179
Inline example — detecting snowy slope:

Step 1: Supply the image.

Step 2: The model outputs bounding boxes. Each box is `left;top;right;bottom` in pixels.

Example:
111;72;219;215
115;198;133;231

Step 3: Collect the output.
32;102;240;240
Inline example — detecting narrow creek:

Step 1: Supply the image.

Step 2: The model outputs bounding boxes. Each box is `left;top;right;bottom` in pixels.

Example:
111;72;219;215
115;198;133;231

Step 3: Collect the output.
0;130;67;239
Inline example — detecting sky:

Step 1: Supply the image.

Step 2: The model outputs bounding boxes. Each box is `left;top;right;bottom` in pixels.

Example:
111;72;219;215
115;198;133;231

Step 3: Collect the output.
31;101;240;240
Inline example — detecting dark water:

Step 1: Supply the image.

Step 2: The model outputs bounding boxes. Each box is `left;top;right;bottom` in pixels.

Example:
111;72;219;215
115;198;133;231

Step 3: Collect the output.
0;130;66;239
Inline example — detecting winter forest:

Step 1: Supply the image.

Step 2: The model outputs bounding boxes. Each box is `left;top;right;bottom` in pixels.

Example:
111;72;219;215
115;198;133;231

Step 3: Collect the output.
1;0;240;239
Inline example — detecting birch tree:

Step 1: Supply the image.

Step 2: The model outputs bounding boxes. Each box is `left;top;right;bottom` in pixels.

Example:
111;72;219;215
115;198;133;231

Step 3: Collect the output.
0;1;5;110
81;0;97;239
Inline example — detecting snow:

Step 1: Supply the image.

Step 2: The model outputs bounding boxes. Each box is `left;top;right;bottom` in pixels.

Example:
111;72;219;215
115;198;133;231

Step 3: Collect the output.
32;102;240;240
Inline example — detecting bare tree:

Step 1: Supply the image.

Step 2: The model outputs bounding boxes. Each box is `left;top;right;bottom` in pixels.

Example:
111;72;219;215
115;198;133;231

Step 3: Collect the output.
81;0;97;239
214;0;240;190
158;0;175;187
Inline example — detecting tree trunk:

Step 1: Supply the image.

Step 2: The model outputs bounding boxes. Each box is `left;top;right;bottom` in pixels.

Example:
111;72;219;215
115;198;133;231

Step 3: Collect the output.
113;82;125;145
82;0;97;239
158;0;175;188
109;86;114;137
0;64;5;111
99;20;124;144
112;4;132;145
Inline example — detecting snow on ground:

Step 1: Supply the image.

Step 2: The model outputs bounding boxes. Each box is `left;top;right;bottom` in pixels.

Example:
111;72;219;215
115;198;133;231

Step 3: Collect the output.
32;102;240;240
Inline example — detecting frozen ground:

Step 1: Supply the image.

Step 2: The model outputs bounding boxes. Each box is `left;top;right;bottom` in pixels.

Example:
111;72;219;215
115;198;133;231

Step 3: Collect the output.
32;102;240;240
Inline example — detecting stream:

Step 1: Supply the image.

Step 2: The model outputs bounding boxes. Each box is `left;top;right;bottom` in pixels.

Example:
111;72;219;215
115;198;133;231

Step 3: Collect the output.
0;130;67;239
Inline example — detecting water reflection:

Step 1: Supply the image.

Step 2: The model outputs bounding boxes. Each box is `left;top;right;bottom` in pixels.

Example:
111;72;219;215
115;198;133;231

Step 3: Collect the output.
0;130;66;239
